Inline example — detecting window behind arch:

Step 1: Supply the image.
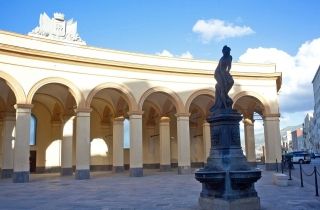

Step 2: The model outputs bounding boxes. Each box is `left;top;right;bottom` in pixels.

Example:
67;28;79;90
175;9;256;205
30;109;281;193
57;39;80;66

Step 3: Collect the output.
30;114;37;145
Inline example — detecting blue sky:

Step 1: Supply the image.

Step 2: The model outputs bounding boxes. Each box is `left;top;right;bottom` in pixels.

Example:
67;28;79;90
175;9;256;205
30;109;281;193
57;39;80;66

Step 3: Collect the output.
1;0;320;130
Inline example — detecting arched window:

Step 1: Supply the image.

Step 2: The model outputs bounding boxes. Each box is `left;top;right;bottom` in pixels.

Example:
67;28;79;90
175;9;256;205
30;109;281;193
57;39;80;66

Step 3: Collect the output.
30;114;37;145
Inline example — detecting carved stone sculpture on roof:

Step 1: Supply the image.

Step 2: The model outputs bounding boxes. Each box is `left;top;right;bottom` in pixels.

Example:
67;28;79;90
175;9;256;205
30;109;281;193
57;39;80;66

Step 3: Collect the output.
28;12;86;45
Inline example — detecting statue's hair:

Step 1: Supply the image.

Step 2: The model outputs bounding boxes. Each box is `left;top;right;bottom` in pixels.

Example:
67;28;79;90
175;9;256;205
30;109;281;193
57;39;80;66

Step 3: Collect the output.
222;45;231;53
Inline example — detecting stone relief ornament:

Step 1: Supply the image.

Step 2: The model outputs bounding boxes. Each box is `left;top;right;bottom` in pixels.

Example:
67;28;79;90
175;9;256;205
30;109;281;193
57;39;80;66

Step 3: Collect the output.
28;12;86;45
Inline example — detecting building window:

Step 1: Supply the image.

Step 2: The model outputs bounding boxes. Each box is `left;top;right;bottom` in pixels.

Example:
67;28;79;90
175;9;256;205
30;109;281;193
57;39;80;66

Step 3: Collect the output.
30;114;37;145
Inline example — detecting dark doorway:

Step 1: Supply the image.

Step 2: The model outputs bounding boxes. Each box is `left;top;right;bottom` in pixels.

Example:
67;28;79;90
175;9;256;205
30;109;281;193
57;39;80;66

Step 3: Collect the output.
29;150;36;173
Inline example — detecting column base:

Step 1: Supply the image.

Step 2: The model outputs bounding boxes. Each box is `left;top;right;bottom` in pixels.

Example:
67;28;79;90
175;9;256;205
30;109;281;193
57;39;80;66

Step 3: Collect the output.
13;171;29;183
199;196;260;210
130;167;143;177
178;166;191;174
113;166;124;173
1;169;13;178
265;163;278;171
60;168;73;176
160;164;171;172
75;169;90;180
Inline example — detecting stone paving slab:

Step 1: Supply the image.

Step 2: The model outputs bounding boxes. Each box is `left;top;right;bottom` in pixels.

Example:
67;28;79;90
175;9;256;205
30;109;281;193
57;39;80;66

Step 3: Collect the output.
0;169;319;210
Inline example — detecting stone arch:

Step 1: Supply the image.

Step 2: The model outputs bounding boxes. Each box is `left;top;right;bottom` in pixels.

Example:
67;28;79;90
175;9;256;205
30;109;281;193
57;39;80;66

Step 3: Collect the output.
185;88;215;114
86;83;138;112
0;71;26;104
138;87;184;113
232;91;272;115
27;77;84;108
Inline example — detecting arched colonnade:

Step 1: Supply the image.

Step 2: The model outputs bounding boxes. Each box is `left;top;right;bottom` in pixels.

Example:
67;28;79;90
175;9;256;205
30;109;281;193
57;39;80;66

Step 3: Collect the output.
0;72;281;182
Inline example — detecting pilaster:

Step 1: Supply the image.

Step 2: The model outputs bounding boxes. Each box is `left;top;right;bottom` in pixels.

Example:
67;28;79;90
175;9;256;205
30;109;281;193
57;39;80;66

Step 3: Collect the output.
113;116;125;173
243;118;256;165
202;121;210;163
263;115;282;170
159;116;171;171
61;117;74;176
176;113;191;174
75;109;91;179
13;104;33;183
129;111;143;177
1;113;15;178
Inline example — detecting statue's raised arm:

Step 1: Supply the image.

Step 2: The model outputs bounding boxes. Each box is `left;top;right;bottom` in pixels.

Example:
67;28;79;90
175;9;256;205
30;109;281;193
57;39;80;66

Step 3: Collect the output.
210;45;234;113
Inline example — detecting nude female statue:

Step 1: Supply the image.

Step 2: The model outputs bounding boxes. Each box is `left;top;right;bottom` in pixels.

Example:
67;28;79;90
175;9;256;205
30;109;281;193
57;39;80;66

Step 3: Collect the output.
210;45;234;113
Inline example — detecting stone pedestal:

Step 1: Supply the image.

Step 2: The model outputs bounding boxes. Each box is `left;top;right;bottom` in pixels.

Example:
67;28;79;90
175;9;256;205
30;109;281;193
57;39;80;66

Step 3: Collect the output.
199;196;260;210
195;109;261;210
272;173;288;187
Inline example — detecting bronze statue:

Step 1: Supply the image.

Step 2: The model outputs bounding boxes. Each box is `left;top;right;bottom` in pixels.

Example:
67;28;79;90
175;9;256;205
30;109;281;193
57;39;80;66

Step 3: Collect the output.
210;45;234;113
195;45;261;209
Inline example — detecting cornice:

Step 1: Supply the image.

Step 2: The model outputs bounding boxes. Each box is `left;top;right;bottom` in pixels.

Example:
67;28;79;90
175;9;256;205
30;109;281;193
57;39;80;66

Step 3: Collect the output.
0;43;282;79
0;31;282;91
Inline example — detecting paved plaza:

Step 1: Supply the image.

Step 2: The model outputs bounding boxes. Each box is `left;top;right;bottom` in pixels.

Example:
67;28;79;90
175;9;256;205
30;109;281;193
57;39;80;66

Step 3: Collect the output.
0;167;320;210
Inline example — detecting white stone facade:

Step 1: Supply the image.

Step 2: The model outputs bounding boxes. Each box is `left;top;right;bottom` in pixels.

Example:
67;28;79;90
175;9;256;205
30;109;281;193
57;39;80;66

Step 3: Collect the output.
0;28;282;182
312;66;320;152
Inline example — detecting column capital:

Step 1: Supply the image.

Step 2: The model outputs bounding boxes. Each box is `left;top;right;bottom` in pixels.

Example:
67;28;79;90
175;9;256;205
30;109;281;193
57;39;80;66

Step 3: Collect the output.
160;116;170;123
263;113;280;121
175;113;190;118
128;110;144;116
202;121;210;126
74;108;92;113
14;104;33;110
114;116;125;122
243;118;254;125
264;113;280;118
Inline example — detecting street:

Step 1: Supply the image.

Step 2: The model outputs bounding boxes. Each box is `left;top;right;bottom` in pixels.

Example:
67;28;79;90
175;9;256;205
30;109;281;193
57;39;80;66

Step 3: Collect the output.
288;158;320;188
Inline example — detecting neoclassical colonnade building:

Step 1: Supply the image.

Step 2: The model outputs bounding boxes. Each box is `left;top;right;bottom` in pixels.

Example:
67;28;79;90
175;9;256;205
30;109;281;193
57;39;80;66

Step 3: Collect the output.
0;14;282;182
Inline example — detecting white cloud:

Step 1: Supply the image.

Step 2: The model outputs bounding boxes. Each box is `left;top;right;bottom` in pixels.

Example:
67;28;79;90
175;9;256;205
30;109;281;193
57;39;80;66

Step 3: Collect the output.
192;19;254;43
156;50;193;59
156;49;173;57
180;51;193;59
239;38;320;114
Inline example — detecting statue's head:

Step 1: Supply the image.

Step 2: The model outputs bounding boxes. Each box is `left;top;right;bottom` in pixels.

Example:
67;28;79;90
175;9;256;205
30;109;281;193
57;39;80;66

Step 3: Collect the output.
222;45;231;56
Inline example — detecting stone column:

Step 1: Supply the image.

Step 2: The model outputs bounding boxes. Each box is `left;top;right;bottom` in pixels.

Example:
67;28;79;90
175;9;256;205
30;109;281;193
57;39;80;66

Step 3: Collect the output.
244;118;256;165
176;113;191;174
1;113;15;178
129;112;143;177
202;121;211;163
75;109;91;179
159;116;171;171
61;117;74;176
263;115;282;170
113;116;124;173
13;104;32;183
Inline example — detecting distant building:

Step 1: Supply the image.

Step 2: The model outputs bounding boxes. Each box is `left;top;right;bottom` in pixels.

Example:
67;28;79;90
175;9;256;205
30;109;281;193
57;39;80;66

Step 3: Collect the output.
312;65;320;152
281;130;292;153
303;113;317;152
291;128;304;151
